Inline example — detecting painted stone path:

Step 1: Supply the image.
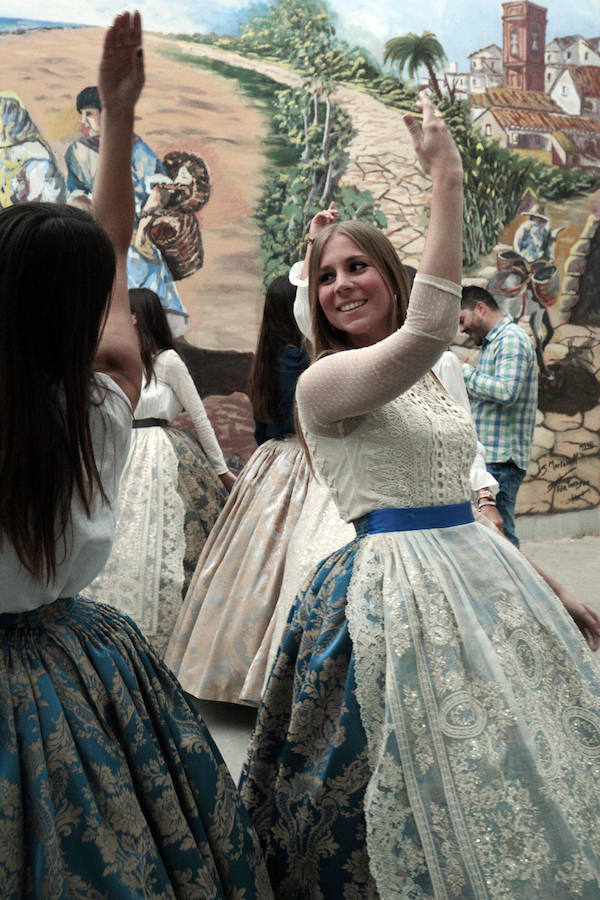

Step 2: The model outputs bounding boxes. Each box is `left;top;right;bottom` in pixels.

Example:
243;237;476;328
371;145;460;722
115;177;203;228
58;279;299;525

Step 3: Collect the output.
155;36;430;265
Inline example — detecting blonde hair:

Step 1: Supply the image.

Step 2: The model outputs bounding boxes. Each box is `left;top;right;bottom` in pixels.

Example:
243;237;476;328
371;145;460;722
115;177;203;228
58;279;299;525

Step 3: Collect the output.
307;220;411;360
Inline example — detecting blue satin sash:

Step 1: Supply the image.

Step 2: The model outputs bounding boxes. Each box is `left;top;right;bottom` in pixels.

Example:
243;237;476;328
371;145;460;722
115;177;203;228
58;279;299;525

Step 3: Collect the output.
354;501;473;536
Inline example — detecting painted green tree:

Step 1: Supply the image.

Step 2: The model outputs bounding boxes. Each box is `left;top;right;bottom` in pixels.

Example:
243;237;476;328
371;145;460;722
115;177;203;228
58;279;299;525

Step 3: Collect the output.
179;0;599;272
383;31;447;100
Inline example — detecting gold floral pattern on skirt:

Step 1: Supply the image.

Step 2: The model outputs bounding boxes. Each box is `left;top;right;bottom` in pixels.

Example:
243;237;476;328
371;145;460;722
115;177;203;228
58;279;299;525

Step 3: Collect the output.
0;597;272;898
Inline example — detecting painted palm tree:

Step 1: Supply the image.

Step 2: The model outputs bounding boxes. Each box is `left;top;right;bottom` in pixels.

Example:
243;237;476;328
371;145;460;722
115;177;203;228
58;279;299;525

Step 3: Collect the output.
383;30;447;100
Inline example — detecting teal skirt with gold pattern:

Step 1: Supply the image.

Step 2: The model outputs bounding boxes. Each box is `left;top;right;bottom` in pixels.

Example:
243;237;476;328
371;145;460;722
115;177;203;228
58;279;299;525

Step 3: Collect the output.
0;596;272;899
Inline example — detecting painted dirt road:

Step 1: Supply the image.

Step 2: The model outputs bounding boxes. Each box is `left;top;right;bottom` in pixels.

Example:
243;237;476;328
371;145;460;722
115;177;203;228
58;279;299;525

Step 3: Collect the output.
0;26;270;351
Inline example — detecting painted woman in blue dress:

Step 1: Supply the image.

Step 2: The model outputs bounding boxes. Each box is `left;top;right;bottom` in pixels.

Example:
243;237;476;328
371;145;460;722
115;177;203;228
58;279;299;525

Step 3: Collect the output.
0;15;270;897
240;94;600;898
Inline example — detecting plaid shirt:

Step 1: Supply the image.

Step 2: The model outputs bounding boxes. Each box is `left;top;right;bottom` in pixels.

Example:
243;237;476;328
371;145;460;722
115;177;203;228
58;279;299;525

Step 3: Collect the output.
462;316;538;470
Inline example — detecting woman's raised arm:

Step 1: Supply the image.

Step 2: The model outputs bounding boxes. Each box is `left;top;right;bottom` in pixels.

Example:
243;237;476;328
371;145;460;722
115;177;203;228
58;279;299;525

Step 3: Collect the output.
92;11;144;408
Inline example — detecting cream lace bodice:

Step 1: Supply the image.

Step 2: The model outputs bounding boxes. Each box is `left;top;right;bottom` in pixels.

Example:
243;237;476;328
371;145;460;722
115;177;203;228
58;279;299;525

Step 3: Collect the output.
296;274;477;521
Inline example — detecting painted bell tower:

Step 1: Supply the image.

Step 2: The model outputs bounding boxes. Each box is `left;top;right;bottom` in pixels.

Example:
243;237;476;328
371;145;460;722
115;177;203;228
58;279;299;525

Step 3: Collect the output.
502;1;547;91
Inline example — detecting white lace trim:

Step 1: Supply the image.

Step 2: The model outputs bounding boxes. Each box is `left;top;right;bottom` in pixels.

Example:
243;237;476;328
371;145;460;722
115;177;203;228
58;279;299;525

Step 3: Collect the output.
82;428;185;650
347;527;600;898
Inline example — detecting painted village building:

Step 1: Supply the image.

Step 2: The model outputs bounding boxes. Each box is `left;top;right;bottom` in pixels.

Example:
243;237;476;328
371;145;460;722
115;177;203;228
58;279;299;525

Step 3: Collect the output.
471;88;600;168
549;66;600;121
502;0;547;92
441;45;504;100
545;36;600;92
469;44;504;90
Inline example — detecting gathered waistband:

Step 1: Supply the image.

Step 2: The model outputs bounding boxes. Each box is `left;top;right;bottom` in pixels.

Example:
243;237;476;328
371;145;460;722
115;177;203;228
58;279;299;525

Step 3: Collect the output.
0;597;76;629
354;501;474;536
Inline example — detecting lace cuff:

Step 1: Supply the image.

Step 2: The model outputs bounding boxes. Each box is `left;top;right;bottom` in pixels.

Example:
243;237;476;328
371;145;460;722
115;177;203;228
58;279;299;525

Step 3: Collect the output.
413;272;462;297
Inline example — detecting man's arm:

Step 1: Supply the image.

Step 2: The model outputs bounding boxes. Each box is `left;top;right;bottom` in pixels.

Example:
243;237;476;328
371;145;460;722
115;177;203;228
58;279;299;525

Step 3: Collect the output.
463;331;533;406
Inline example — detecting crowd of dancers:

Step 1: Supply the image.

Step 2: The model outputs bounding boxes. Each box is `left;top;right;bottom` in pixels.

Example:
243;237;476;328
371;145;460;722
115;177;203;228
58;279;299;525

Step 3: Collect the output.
3;12;600;899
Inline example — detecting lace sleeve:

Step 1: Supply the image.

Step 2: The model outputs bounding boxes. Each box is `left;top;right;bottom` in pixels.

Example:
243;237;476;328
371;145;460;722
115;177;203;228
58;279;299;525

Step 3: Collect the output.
296;274;461;430
162;351;229;474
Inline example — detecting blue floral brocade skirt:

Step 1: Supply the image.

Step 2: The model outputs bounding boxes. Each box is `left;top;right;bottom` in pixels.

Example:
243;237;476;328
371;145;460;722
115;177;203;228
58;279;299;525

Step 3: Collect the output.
240;507;600;899
0;597;271;899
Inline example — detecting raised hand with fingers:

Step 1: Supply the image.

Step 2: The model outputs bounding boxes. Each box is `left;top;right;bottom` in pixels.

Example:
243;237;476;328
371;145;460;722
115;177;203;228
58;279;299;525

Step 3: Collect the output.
98;10;145;113
403;91;462;183
308;202;339;240
402;90;463;284
301;202;339;280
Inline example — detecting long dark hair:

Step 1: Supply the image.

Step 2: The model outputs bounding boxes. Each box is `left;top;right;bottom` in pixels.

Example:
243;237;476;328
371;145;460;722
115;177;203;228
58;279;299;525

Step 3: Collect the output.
0;202;116;583
248;275;303;423
129;288;176;386
308;220;411;360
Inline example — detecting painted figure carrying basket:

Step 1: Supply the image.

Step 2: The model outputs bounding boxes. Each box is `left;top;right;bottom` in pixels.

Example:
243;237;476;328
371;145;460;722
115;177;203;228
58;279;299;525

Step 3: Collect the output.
136;151;210;282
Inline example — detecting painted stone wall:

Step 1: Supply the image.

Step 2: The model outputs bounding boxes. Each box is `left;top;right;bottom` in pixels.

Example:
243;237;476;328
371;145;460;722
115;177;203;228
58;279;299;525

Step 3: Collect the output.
456;203;600;519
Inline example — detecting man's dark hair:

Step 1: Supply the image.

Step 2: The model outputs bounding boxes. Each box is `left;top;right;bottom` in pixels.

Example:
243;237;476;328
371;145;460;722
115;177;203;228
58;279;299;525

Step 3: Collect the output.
461;285;499;311
76;86;101;113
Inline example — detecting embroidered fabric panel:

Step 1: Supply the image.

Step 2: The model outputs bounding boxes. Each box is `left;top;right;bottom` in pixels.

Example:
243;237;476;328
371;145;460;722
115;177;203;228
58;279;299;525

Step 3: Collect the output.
301;374;476;522
347;526;600;898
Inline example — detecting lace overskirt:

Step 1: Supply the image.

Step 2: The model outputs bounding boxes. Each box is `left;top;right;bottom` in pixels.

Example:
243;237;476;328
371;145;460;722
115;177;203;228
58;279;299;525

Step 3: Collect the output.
0;598;271;898
83;426;226;657
263;477;354;694
241;522;600;899
165;437;311;705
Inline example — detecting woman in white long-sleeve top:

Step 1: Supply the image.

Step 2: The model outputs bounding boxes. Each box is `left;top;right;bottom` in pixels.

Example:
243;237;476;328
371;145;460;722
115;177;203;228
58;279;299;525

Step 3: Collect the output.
83;287;233;656
240;94;600;899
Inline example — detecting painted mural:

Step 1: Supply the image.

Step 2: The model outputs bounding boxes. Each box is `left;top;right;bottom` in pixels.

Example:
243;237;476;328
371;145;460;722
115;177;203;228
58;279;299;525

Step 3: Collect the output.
1;0;599;527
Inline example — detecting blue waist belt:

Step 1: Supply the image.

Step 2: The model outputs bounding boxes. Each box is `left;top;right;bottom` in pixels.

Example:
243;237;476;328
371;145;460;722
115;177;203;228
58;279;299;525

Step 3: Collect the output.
354;501;474;536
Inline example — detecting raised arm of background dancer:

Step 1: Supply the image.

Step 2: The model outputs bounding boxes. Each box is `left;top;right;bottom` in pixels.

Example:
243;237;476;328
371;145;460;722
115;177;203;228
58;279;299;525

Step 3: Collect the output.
301;202;339;280
93;11;144;408
292;203;339;342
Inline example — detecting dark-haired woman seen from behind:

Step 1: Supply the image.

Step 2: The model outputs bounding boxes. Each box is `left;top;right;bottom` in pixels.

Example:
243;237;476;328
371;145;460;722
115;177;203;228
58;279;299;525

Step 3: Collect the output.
0;13;270;897
165;275;311;706
83;286;233;657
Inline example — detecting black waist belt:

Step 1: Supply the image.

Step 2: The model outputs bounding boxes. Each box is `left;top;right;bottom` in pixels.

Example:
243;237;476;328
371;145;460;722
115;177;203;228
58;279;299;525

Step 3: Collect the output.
132;418;168;428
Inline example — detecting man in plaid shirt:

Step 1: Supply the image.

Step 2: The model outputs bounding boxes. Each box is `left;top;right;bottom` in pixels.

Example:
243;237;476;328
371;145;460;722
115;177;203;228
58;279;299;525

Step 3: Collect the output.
460;286;538;547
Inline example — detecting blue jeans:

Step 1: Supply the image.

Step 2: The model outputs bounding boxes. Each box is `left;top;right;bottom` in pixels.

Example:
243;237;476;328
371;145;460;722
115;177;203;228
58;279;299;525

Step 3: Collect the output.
487;461;526;548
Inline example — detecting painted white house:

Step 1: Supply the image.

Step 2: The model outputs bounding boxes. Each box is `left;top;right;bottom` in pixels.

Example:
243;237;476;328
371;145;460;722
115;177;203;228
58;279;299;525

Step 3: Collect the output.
440;62;470;99
549;66;600;119
470;86;563;121
545;35;600;92
439;46;503;100
468;44;504;88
